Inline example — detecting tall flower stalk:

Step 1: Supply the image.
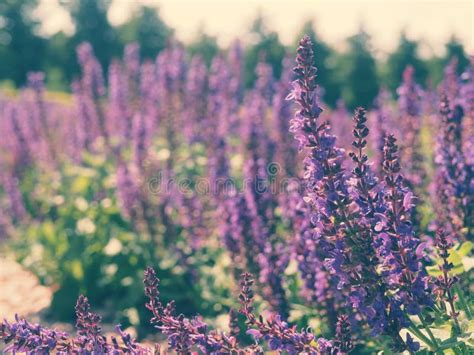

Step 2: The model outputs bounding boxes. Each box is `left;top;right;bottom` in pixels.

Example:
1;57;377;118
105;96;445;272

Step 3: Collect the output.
288;35;436;352
433;94;473;241
396;66;426;211
432;229;461;334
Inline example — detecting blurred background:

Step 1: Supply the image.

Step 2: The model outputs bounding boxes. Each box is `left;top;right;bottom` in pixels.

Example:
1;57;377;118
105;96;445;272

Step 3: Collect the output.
1;0;472;109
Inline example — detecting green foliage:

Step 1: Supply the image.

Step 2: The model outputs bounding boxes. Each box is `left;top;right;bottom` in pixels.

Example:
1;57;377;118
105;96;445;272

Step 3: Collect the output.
386;32;428;93
64;0;121;70
444;36;470;75
419;241;474;352
118;6;172;60
9;150;216;330
342;29;379;110
423;37;470;90
188;29;219;67
0;1;470;105
244;14;286;87
44;31;72;90
427;242;473;277
0;0;45;85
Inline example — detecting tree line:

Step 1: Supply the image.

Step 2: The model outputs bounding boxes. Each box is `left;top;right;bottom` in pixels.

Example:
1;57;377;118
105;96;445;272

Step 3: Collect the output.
0;0;470;109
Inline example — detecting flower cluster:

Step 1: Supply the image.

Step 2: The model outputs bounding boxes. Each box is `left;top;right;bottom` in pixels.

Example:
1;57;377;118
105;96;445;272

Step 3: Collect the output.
433;94;473;241
288;35;438;352
0;297;151;353
396;66;426;199
432;229;461;333
1;33;473;354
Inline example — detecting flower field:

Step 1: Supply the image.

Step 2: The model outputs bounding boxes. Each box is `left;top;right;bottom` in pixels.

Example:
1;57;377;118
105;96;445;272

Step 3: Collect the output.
0;35;473;353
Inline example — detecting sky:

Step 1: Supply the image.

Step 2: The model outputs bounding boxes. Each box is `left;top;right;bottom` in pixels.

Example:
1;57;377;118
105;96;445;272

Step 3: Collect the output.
36;0;473;57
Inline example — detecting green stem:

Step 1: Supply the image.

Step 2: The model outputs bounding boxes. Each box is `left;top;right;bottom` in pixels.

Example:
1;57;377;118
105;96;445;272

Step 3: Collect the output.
437;340;464;350
460;342;469;354
454;284;472;319
408;322;435;350
430;302;445;317
418;314;439;351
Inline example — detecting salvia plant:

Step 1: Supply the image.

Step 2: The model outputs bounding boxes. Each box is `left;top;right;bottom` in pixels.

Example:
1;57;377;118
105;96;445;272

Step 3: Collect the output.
0;35;473;353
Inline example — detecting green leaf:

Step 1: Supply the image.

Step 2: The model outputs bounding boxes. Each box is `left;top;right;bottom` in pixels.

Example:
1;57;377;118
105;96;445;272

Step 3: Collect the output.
457;242;473;257
448;250;462;266
447;250;466;275
69;260;84;281
427;265;443;277
41;221;56;244
71;175;91;194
